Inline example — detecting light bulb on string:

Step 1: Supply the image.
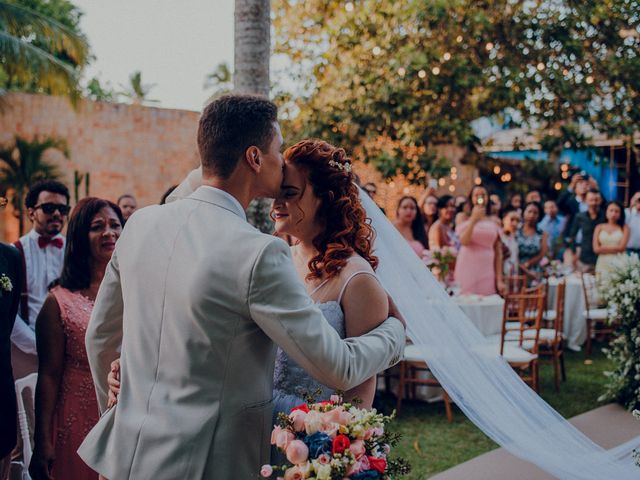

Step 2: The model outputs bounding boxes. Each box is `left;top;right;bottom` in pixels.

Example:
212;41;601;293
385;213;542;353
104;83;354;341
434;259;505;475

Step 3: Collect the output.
438;178;446;186
493;165;501;174
586;75;594;84
372;46;381;56
537;62;545;71
474;177;482;185
456;35;463;43
448;185;455;192
443;52;451;61
397;67;406;77
554;182;562;190
345;2;354;12
486;42;494;51
418;69;427;78
432;66;441;75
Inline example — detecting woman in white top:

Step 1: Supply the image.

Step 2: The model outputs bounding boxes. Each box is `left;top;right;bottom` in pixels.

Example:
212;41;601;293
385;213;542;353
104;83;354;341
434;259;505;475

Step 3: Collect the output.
625;191;640;255
593;201;630;281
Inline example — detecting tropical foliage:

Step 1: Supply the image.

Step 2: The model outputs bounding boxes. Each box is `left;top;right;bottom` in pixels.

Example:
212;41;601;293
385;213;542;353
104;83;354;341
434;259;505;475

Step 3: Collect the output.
0;0;89;100
0;135;66;234
119;70;159;106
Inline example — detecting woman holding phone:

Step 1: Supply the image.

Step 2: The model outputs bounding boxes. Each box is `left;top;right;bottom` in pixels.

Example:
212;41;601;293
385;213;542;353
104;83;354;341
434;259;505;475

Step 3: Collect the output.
454;186;506;296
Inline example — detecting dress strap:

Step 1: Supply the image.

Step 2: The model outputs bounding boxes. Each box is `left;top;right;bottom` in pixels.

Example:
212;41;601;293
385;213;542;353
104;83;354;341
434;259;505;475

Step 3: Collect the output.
308;277;331;297
337;271;379;305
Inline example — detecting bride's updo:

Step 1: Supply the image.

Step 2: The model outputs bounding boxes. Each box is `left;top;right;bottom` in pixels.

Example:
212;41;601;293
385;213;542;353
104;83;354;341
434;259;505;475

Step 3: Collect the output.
283;139;378;279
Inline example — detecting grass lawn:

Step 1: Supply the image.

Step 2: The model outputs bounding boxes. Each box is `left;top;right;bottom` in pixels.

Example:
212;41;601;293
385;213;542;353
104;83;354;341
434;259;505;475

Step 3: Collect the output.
373;345;614;479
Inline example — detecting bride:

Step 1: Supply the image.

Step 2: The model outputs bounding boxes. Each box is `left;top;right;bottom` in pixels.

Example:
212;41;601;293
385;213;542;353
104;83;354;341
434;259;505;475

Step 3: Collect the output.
108;140;640;479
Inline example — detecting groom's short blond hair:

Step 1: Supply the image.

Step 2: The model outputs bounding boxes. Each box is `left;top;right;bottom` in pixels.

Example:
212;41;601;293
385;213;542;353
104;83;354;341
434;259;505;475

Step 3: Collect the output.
198;94;278;178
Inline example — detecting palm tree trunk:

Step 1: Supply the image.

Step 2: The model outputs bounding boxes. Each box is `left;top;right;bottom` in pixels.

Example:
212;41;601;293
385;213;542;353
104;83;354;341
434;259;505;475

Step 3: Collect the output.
234;0;273;233
234;0;270;97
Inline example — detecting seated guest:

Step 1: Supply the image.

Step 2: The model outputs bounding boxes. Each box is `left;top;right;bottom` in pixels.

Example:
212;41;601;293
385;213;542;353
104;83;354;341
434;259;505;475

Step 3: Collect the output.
525;190;542;204
117;194;137;223
517;202;548;277
428;195;459;251
567;189;605;272
393;196;429;256
538;199;566;260
594;201;629;281
500;207;521;276
0;196;22;479
454;186;505;295
419;193;439;238
30;198;123;480
626;191;640;255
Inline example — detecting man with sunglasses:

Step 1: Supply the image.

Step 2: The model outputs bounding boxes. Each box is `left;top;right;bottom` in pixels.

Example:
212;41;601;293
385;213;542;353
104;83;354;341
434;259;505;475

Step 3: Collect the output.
11;179;70;378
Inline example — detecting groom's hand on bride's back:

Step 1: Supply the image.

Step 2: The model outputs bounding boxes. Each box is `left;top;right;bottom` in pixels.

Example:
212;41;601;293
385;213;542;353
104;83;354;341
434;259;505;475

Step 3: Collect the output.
387;295;406;330
107;358;121;408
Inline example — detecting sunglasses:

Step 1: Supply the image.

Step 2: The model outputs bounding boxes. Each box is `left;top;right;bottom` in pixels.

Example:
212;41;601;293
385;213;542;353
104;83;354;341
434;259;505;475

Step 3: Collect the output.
35;203;71;215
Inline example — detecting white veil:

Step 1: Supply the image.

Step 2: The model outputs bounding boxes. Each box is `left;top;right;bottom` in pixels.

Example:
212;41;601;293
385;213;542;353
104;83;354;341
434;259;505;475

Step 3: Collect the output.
172;169;640;478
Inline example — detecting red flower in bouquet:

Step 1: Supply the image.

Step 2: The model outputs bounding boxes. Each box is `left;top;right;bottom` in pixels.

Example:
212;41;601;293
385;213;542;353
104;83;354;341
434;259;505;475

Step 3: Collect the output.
368;456;387;473
331;434;351;454
291;403;310;413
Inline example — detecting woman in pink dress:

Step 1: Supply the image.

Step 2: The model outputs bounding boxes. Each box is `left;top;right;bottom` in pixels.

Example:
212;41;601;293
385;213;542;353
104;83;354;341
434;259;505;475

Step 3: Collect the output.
393;196;429;256
30;198;123;480
454;186;506;296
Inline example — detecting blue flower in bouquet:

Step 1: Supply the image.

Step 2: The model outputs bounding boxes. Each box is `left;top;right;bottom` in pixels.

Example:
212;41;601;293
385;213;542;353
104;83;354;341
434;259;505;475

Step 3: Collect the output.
304;432;332;459
351;471;383;480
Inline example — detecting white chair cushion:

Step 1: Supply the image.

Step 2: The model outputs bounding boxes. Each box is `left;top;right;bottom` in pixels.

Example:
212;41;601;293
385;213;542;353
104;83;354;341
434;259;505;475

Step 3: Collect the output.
583;308;608;320
485;335;538;363
543;309;556;320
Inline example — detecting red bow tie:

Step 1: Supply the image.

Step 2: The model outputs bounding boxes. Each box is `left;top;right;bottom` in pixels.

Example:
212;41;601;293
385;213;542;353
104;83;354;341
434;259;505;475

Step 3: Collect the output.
38;236;64;249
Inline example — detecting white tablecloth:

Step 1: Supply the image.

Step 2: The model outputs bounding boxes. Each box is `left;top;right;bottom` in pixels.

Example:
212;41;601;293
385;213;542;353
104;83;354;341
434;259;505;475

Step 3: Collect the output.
547;275;587;351
455;294;505;337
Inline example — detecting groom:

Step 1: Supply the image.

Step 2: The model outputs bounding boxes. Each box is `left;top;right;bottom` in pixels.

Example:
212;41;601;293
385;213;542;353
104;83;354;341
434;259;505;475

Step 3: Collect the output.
78;95;406;479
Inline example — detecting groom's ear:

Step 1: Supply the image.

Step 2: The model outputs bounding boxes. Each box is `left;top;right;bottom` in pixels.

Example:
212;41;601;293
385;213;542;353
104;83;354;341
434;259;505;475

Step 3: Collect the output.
245;146;262;174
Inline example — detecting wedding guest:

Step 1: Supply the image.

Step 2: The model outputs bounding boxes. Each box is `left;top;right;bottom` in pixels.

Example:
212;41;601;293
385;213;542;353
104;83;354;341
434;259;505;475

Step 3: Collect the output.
593;201;629;281
454;186;505;295
394;196;429;255
11;180;69;379
525;190;542;204
559;172;590;240
517;202;548;277
30;198;123;480
428;195;459;251
419;193;439;237
363;182;385;214
455;195;471;226
539;200;567;260
625;191;640;255
567;189;605;272
117;194;137;223
0;196;22;480
501;207;521;276
509;193;523;213
490;193;502;216
160;185;178;205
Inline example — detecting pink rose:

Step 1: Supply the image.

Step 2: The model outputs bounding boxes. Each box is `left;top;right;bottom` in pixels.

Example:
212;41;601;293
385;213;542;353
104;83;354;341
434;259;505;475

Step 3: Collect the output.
324;406;351;425
289;409;307;432
346;454;370;475
319;421;339;438
284;466;305;480
286;439;309;465
271;426;295;451
349;439;366;459
317;453;331;465
260;465;273;477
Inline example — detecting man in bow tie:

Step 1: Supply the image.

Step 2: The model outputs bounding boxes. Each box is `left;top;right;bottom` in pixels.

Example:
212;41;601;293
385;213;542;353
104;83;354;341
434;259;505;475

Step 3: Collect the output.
11;179;70;378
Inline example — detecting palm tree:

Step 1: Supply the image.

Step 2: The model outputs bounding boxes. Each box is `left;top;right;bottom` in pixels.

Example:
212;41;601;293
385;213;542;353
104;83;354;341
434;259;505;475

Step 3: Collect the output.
0;136;66;235
0;1;89;100
235;0;272;232
120;70;159;106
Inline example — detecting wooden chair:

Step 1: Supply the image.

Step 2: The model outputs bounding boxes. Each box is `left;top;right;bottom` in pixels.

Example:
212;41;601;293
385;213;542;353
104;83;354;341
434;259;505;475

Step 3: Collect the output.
505;274;527;294
581;273;615;357
396;344;453;423
535;279;567;391
500;285;545;391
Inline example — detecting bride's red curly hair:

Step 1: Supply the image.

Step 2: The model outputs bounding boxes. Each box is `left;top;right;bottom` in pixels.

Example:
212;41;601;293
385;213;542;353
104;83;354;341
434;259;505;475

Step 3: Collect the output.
284;139;378;280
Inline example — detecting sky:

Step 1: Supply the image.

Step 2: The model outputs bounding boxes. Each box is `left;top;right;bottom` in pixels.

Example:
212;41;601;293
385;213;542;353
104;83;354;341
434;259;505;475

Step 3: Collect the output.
75;0;235;112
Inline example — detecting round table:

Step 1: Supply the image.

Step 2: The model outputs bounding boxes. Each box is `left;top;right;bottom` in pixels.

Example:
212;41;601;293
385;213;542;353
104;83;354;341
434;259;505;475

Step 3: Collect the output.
547;274;586;351
454;294;505;337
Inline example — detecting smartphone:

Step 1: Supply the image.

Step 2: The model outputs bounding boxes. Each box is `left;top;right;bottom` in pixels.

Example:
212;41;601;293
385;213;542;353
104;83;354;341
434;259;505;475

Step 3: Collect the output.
477;196;484;205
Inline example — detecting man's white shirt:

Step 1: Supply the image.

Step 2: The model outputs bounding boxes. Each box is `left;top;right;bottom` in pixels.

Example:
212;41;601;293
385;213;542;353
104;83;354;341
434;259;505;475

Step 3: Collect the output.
10;228;65;355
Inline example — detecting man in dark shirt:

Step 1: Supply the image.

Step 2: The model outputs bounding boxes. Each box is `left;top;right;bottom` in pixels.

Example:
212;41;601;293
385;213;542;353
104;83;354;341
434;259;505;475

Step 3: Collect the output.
567;189;604;272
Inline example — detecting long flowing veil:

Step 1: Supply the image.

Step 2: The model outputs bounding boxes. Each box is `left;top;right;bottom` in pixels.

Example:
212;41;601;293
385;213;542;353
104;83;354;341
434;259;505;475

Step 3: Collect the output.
358;187;640;479
172;169;639;478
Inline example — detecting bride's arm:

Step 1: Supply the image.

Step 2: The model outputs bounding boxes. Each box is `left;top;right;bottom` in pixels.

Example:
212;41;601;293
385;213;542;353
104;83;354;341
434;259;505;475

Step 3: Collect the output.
341;272;390;407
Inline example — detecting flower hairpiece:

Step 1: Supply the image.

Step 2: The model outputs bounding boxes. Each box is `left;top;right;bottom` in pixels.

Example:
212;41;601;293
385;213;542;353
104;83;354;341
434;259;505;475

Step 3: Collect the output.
328;159;352;173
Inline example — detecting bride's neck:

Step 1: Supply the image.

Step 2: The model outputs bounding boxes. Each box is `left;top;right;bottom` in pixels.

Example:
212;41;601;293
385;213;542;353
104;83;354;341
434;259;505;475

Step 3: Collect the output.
294;241;317;260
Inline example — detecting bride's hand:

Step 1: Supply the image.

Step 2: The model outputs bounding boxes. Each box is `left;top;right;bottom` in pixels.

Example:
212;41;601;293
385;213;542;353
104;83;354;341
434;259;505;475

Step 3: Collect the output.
107;358;121;408
387;294;407;330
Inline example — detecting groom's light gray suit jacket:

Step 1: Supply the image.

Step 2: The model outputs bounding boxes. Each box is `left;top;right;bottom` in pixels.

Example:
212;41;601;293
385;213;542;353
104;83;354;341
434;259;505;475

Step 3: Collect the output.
78;186;405;479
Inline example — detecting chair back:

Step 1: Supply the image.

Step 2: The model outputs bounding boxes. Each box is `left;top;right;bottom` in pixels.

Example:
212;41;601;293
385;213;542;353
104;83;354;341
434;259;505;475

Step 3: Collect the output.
15;373;37;474
581;273;602;312
553;279;566;343
501;284;545;354
505;275;527;294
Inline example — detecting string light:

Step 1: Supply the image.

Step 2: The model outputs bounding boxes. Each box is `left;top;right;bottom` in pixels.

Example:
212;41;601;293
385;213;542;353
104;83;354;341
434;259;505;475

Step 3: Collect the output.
474;177;482;185
372;46;381;56
432;66;441;75
505;173;512;181
397;67;406;77
438;178;446;186
418;69;427;78
345;2;354;12
451;173;458;180
537;62;545;71
456;35;463;43
563;69;570;76
486;42;494;51
493;165;501;174
554;182;562;190
448;185;455;192
451;167;457;173
443;52;451;61
586;75;594;84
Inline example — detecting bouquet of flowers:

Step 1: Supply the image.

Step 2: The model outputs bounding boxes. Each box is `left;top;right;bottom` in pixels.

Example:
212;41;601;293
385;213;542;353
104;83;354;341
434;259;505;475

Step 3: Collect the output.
261;395;410;479
422;246;457;287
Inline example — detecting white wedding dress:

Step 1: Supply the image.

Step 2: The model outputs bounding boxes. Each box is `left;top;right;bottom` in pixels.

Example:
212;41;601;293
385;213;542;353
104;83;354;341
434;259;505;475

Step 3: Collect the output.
170;170;640;479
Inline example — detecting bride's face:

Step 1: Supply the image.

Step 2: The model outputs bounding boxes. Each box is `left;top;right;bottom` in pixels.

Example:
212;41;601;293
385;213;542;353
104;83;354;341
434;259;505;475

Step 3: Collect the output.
272;161;322;241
